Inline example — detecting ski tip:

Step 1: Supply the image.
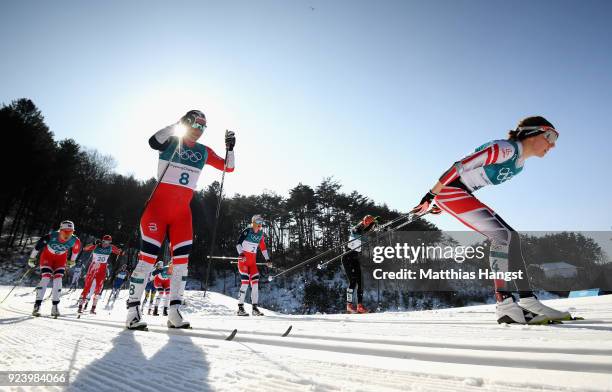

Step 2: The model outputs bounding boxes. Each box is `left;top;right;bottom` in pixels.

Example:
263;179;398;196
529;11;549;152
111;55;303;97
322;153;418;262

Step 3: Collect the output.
225;329;238;341
282;325;293;337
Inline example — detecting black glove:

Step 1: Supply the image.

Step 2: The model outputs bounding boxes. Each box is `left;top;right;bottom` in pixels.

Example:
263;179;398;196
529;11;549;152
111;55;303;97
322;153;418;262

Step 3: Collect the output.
225;130;236;151
419;191;436;205
411;191;437;215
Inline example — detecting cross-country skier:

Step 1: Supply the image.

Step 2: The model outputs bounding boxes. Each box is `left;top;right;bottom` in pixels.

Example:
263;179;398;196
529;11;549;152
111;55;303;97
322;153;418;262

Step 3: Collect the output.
141;262;161;312
109;264;128;301
236;214;272;316
68;263;83;292
28;220;81;317
411;116;570;324
343;215;378;314
152;263;171;316
126;110;236;329
78;235;122;314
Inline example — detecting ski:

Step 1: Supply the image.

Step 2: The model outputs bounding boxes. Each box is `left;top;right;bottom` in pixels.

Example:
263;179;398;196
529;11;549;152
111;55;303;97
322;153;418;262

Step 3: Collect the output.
281;325;292;337
225;329;238;341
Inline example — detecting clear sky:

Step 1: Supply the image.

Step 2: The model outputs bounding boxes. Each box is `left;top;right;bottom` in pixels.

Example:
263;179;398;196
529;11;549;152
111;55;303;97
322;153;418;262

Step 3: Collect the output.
1;0;611;232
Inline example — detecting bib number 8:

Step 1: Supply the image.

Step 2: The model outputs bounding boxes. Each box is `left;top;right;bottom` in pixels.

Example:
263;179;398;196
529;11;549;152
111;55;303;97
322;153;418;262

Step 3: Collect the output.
179;172;190;185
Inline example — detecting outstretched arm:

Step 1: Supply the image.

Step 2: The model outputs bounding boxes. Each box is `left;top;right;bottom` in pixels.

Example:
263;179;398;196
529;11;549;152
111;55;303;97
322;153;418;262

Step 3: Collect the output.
413;141;516;214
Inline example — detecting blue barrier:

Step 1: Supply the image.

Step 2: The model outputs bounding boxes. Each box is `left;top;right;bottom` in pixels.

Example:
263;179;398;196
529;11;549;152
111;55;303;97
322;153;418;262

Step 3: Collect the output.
569;289;601;298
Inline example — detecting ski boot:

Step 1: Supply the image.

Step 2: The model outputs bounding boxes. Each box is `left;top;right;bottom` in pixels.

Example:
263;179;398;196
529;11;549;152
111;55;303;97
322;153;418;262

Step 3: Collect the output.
148;307;153;315
77;301;83;314
163;307;168;316
237;304;249;316
519;296;571;322
83;301;89;311
32;301;41;317
496;296;530;324
152;306;159;316
51;304;60;318
252;305;264;316
126;302;147;330
167;303;190;329
90;305;96;315
356;304;369;314
346;303;357;314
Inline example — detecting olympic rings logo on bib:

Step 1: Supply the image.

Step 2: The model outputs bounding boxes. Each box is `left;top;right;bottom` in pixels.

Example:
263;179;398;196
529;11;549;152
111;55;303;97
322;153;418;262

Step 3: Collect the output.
179;149;203;163
48;243;68;253
496;167;514;183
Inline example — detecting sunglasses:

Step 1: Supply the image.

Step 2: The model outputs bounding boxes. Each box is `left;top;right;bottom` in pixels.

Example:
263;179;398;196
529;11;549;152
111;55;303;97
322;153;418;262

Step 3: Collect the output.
542;128;558;144
517;125;558;144
191;117;207;131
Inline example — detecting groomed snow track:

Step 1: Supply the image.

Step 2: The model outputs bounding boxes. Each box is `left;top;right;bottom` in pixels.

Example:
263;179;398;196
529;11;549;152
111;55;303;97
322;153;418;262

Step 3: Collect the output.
1;287;611;392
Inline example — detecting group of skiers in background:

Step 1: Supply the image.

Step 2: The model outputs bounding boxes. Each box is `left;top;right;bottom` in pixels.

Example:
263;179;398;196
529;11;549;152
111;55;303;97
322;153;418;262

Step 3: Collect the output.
24;111;575;327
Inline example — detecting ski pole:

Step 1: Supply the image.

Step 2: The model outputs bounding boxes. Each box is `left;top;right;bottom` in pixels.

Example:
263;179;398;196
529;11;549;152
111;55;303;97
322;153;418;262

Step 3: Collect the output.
0;266;36;304
267;212;421;281
206;255;240;261
202;136;230;295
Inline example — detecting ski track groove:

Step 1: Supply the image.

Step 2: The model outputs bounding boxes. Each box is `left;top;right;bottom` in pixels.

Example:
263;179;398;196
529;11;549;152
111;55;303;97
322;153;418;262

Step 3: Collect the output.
3;303;612;376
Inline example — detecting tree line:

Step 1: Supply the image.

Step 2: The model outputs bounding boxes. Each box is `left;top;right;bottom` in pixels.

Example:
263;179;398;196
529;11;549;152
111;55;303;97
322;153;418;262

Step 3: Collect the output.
2;98;608;313
0;98;436;283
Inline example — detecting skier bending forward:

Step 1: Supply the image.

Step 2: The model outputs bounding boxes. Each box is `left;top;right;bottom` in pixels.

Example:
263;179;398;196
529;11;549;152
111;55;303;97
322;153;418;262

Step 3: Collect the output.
78;235;122;314
109;264;128;301
236;215;272;316
412;116;570;324
343;215;377;314
126;110;236;329
29;220;81;317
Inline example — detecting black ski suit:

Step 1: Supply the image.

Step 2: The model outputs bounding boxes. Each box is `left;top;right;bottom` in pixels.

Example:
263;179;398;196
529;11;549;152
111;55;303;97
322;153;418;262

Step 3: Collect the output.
341;221;374;304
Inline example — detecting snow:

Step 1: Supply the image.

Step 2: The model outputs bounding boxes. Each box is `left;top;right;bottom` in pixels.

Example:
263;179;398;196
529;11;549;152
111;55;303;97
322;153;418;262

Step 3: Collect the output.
1;286;611;392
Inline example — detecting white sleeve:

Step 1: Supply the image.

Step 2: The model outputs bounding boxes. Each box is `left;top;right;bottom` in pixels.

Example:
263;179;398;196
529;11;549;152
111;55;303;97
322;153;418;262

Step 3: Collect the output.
225;150;235;170
347;235;362;251
152;124;177;145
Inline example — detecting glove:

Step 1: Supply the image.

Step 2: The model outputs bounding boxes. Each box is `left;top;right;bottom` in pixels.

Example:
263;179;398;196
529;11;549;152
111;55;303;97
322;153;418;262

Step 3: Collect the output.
238;253;246;263
411;191;437;215
27;257;37;268
67;259;76;268
266;260;273;268
225;130;236;151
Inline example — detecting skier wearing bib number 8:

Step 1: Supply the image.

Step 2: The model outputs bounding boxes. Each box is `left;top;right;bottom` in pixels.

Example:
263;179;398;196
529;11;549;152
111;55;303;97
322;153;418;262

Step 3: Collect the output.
411;116;571;325
126;110;236;330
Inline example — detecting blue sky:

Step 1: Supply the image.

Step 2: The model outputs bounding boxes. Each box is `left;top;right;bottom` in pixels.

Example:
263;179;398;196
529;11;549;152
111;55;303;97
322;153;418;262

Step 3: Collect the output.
1;0;611;232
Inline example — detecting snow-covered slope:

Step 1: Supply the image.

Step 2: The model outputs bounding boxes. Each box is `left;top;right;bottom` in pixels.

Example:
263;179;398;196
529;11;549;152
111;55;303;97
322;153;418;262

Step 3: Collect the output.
1;286;611;392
